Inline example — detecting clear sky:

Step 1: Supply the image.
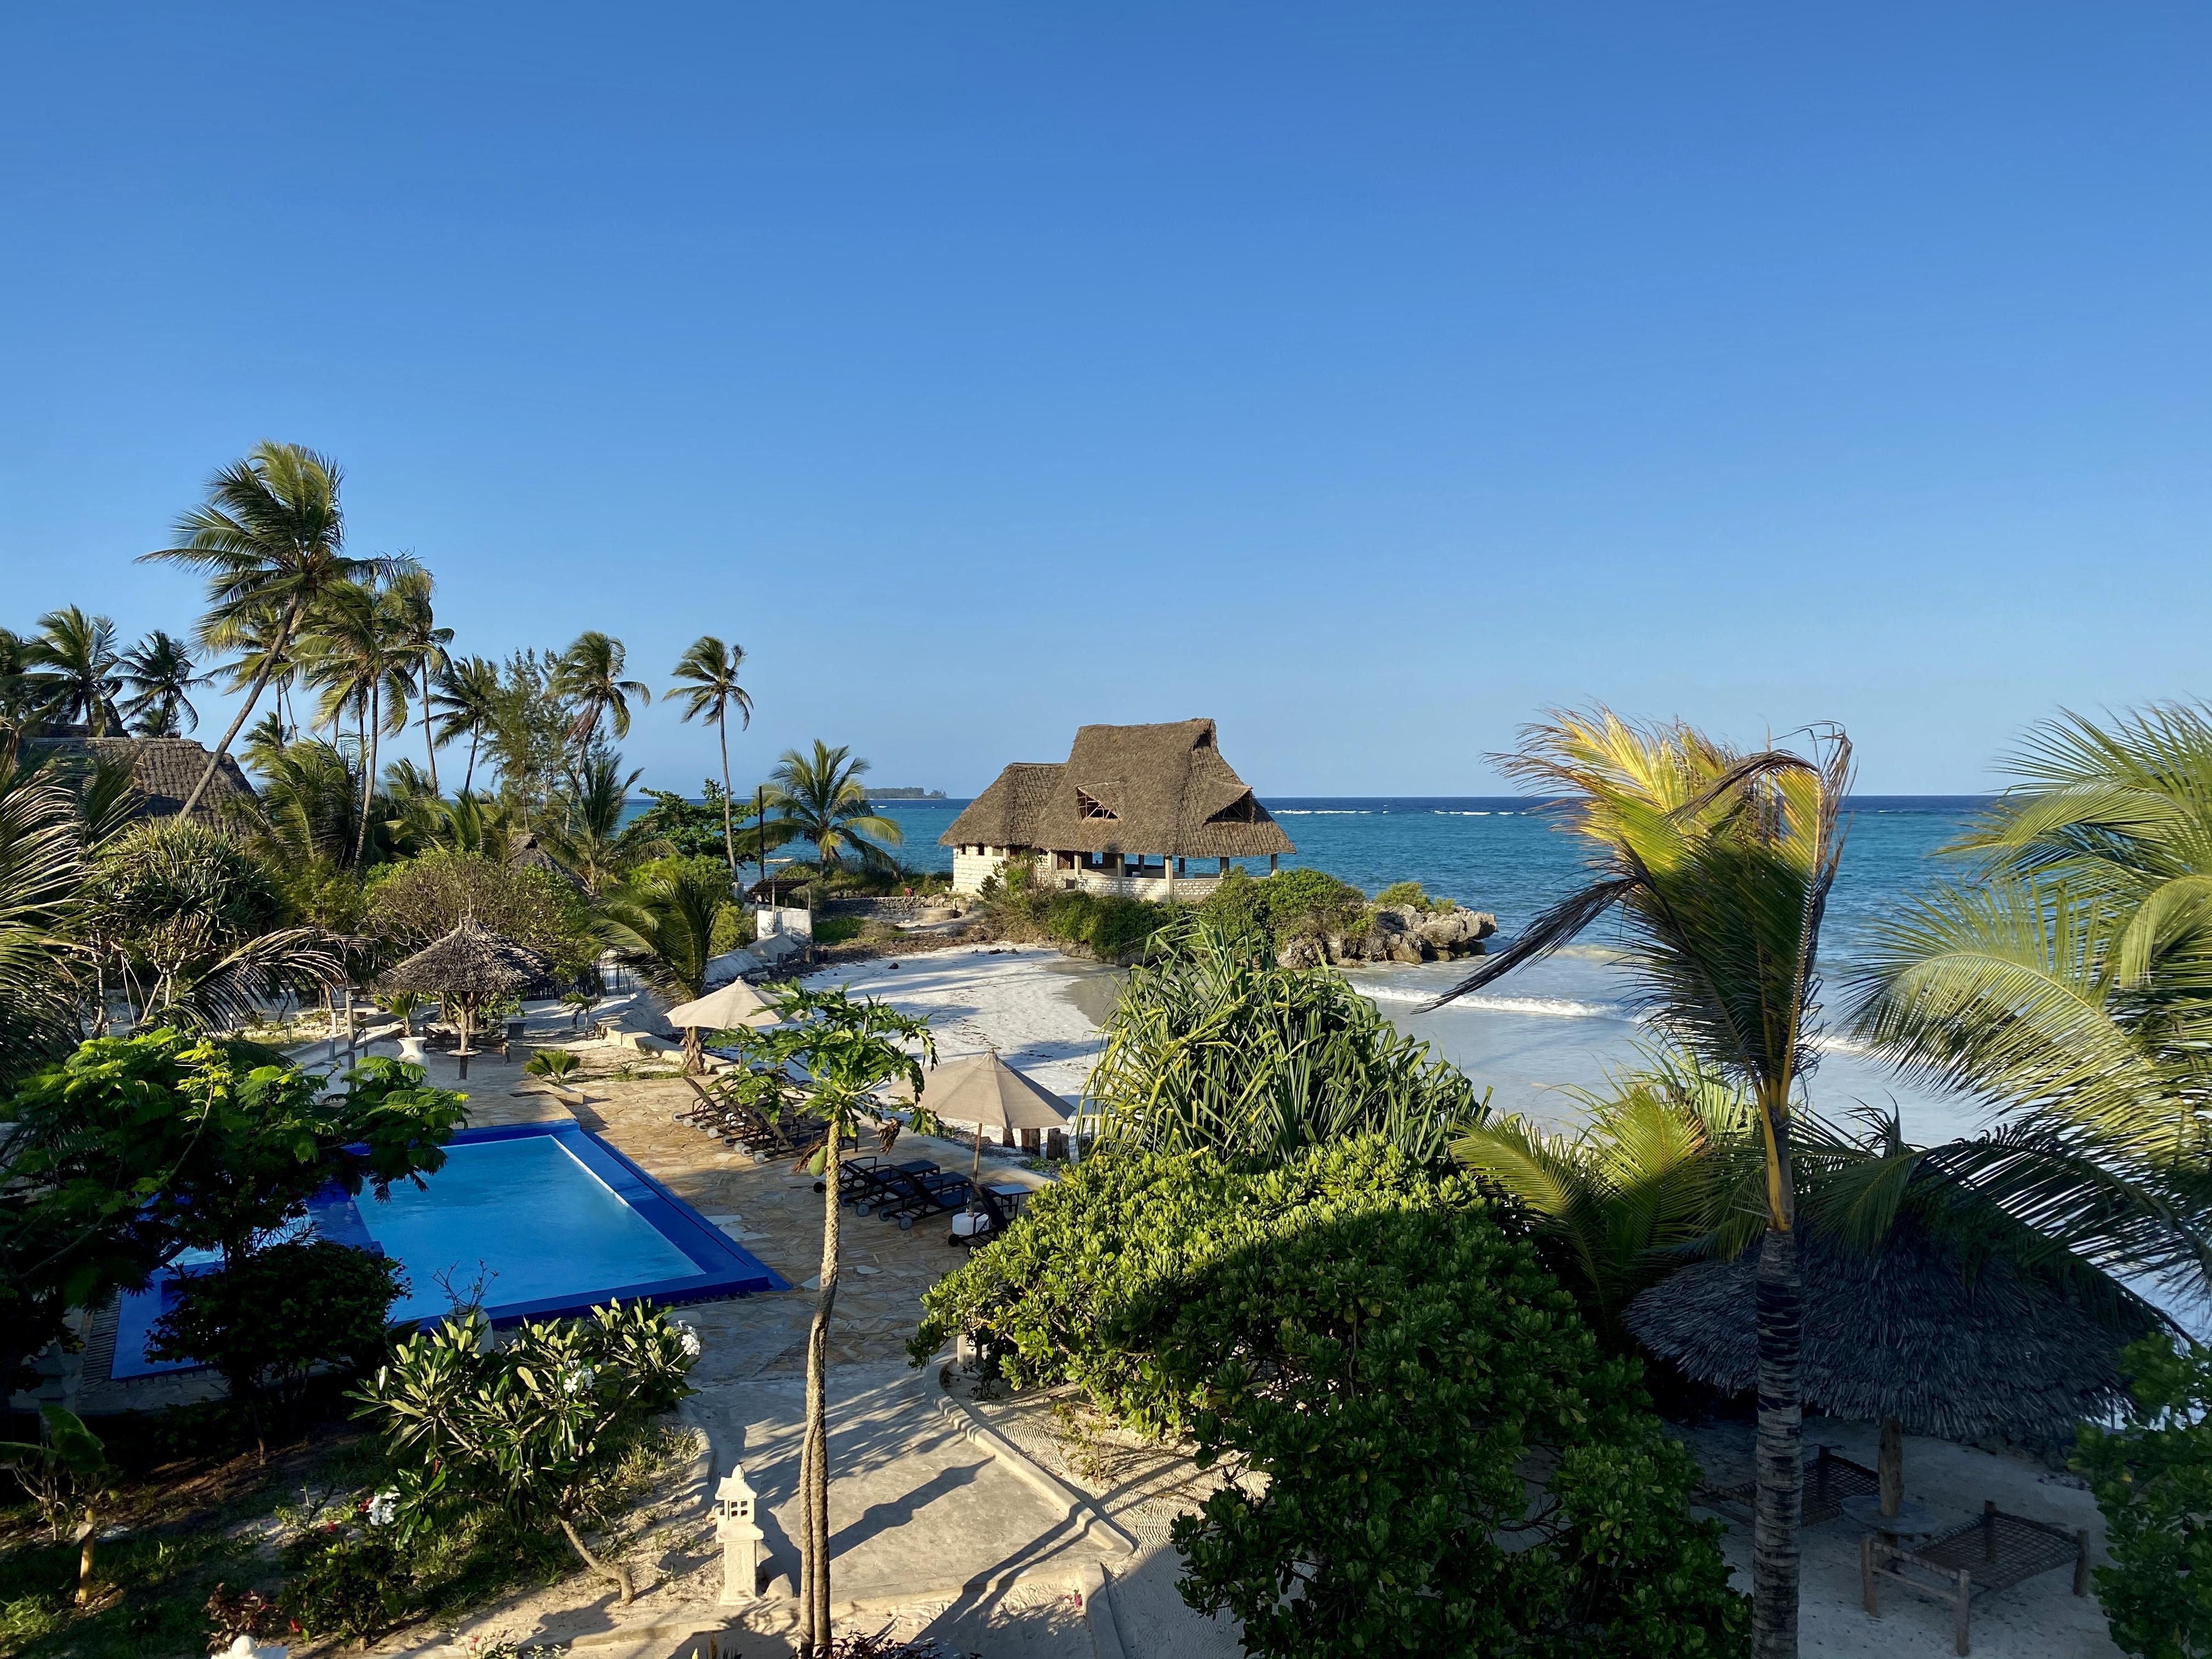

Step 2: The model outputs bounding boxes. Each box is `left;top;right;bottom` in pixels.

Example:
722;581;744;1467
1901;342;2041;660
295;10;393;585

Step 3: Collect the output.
3;4;2208;795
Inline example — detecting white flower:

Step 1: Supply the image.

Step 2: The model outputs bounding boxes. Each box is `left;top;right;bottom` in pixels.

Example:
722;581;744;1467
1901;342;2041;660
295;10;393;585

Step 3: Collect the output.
675;1323;702;1359
562;1363;597;1395
364;1489;397;1527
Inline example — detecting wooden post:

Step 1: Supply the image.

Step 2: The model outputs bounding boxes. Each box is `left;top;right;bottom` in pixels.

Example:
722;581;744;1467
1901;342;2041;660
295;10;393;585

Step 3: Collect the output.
1218;857;1229;875
1879;1417;1904;1517
1983;1499;1997;1562
2072;1529;2090;1596
1269;853;1279;873
1860;1533;1880;1617
1953;1567;1972;1656
1046;1127;1066;1160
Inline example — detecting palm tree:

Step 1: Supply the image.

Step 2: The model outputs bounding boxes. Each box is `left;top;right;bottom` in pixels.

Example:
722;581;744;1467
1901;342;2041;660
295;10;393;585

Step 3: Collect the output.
1852;704;2212;1169
201;602;301;743
1425;710;1850;1659
0;758;87;1081
765;742;901;873
0;629;36;726
299;580;415;865
665;637;754;876
603;861;731;1069
431;656;503;796
25;608;125;735
119;631;213;737
387;563;453;795
140;443;360;816
553;632;650;759
543;754;646;894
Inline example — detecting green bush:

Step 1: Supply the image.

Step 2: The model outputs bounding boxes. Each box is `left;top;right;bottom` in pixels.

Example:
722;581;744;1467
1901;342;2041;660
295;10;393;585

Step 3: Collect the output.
2076;1334;2212;1658
1198;866;1366;956
277;1529;414;1643
352;1301;698;1602
1373;878;1453;913
149;1239;407;1431
1087;917;1484;1166
983;881;1181;960
915;1138;1746;1658
811;915;867;945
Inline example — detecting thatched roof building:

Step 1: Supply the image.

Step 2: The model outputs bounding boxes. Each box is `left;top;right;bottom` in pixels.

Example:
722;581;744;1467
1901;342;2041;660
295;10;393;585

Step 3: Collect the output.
381;918;557;1009
1624;1220;2164;1444
943;719;1292;899
28;732;257;822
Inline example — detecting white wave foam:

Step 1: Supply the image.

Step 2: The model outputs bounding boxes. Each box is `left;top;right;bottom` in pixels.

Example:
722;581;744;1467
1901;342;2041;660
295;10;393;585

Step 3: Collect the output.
1357;984;1635;1020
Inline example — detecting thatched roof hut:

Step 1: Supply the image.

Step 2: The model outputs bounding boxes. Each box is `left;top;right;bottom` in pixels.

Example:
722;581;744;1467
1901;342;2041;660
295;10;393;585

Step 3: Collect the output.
1624;1220;2164;1444
381;918;556;1012
945;719;1294;861
27;732;257;822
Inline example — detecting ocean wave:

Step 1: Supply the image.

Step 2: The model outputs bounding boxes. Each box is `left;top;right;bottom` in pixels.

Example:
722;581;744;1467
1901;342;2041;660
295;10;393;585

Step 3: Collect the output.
1358;984;1635;1021
1275;810;1372;816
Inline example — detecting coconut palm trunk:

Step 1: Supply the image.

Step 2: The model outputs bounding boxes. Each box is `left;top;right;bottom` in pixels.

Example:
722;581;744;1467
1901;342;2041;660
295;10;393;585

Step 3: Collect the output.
719;719;738;878
801;1133;842;1653
355;679;381;865
180;601;298;817
420;660;441;795
1423;710;1849;1659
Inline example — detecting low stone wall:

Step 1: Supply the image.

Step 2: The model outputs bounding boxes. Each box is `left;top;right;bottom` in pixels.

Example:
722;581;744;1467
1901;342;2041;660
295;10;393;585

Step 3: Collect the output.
818;895;963;920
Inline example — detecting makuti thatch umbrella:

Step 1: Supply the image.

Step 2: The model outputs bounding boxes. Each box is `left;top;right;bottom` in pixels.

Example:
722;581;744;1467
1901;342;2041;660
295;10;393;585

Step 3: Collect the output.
898;1048;1069;1180
1626;1216;2164;1523
381;918;556;1074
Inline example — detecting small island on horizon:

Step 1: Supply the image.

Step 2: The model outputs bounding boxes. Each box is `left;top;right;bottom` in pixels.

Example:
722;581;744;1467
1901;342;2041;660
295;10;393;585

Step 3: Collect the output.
870;787;948;799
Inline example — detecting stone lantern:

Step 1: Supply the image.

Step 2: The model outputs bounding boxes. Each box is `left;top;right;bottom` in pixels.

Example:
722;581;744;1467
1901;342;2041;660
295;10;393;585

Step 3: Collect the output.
713;1465;765;1605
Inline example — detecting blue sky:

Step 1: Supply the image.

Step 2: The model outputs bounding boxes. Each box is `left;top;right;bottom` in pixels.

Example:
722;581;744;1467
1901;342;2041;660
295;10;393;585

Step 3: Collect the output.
3;4;2208;794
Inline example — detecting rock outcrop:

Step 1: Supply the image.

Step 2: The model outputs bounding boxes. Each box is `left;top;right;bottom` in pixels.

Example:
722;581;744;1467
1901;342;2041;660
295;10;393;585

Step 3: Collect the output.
1277;904;1497;970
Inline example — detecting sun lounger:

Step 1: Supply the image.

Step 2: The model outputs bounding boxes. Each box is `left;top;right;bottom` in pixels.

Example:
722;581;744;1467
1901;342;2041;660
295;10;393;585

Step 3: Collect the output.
871;1166;971;1229
1699;1444;1878;1529
1861;1500;2089;1655
845;1159;940;1212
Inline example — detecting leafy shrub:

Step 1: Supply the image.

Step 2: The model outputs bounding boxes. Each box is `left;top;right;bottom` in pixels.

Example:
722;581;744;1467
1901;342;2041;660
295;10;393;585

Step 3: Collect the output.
811;915;867;945
365;847;600;977
1198;866;1367;956
352;1301;699;1602
278;1528;415;1642
525;1049;582;1081
1087;917;1484;1166
2076;1334;2212;1658
1373;878;1453;913
149;1238;407;1430
915;1138;1746;1657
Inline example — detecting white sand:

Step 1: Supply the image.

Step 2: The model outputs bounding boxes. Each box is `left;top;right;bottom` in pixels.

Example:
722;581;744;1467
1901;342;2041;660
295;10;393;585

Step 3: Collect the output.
799;945;1108;1102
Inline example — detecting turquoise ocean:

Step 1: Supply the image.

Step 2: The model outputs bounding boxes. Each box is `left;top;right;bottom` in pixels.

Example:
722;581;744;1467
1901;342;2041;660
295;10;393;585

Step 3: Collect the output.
748;794;1998;1141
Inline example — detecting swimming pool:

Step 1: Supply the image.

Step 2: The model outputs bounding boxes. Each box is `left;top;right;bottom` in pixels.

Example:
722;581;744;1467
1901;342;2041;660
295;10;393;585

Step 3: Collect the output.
109;1122;785;1379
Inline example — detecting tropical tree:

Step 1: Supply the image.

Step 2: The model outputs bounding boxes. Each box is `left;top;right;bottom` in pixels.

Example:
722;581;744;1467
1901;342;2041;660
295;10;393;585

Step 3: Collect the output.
0;758;87;1079
1426;709;1850;1659
0;628;37;725
1451;1053;1765;1355
765;741;901;873
25;607;125;735
431;654;503;795
301;579;416;864
81;817;345;1030
553;631;650;759
387;563;452;794
140;442;361;816
602;859;733;1068
665;636;755;876
542;753;647;894
1850;704;2212;1171
119;629;213;737
724;988;934;1655
204;602;302;743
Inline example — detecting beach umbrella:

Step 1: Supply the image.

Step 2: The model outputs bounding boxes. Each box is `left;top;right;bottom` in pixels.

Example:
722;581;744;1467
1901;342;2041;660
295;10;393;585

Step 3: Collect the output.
1625;1216;2162;1525
899;1048;1069;1178
380;918;556;1070
664;977;781;1034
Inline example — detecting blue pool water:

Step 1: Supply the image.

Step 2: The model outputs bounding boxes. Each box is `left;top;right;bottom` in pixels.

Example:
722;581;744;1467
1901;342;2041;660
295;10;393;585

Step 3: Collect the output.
360;1136;701;1323
109;1123;785;1380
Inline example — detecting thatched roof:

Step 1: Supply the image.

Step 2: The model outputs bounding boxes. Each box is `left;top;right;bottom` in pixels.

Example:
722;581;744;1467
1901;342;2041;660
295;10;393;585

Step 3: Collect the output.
1624;1221;2165;1443
942;719;1293;859
28;733;257;821
381;917;557;1003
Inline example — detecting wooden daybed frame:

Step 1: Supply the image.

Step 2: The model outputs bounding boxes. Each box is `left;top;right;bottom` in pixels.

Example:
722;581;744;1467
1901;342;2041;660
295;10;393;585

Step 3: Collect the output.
1860;1499;2090;1656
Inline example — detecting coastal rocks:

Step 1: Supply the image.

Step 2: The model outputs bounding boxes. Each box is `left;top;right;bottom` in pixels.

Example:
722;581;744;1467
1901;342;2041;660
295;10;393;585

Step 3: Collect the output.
1279;904;1497;970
